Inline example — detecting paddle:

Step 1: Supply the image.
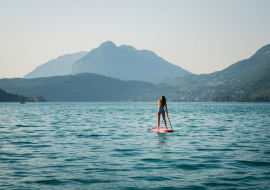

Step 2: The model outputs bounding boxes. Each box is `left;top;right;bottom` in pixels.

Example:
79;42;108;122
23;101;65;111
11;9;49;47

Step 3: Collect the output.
167;115;173;130
165;106;173;130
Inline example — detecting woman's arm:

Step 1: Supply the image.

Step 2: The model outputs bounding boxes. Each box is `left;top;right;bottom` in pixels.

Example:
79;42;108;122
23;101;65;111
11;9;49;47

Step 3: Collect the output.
165;104;168;116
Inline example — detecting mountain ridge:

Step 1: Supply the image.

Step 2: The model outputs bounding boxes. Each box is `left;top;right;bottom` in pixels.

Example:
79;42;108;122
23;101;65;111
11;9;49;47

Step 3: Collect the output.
24;51;88;78
23;41;191;80
153;43;270;88
71;41;191;80
9;42;270;102
0;73;158;102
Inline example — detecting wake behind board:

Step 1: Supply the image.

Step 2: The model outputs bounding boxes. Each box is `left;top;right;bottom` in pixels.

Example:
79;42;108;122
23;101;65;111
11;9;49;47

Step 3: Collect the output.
151;127;174;133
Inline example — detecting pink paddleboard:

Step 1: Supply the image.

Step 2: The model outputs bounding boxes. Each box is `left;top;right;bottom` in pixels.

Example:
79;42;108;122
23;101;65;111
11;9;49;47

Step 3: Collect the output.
151;127;174;133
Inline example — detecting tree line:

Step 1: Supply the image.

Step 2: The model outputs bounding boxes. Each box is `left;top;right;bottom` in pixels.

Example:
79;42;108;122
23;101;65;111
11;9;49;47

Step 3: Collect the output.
0;88;47;102
212;95;270;102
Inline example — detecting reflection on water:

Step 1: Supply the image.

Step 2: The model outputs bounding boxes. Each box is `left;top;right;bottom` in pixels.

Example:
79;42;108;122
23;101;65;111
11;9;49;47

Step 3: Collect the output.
157;134;167;145
0;102;270;189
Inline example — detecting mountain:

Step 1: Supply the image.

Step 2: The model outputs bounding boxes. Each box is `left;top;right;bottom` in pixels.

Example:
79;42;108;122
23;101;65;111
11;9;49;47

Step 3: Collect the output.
145;43;270;102
8;43;270;102
212;72;270;102
210;43;270;84
0;73;159;102
24;52;88;78
70;41;191;80
23;41;191;80
157;43;270;88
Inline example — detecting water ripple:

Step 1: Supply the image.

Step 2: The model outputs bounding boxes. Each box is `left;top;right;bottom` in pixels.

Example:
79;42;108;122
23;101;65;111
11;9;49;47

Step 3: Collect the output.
0;102;270;189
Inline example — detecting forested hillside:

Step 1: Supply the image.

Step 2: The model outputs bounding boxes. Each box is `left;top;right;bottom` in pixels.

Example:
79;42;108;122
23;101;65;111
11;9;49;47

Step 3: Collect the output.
0;88;47;102
148;43;270;102
212;73;270;102
1;70;270;102
151;43;270;88
0;88;26;102
0;73;160;102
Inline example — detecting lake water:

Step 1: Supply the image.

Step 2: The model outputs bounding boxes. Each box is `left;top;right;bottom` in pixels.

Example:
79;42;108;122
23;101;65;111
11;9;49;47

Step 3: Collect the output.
0;102;270;190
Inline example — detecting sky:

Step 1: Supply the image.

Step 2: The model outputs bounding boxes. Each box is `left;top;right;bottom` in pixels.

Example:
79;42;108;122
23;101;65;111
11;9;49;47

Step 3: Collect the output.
1;0;270;78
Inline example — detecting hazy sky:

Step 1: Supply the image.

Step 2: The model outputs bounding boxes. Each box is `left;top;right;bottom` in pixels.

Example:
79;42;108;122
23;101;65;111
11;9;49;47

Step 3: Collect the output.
1;0;270;78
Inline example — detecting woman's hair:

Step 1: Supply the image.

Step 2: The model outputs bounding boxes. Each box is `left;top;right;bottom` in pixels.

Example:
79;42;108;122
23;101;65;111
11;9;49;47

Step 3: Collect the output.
159;96;166;106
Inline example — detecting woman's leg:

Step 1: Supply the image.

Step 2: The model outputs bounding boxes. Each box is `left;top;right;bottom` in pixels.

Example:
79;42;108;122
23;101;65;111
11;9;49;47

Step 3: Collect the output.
162;112;167;129
157;111;160;130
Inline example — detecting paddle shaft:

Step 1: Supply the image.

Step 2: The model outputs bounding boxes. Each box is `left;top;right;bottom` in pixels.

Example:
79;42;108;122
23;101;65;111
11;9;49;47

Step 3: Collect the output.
165;106;173;130
167;116;173;130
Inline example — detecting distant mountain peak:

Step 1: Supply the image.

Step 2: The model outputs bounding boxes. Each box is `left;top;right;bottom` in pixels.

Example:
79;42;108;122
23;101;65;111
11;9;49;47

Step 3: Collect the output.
71;41;191;80
99;41;117;49
119;45;136;51
24;41;191;80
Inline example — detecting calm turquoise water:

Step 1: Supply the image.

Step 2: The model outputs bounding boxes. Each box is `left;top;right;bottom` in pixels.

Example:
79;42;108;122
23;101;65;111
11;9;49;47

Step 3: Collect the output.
0;102;270;190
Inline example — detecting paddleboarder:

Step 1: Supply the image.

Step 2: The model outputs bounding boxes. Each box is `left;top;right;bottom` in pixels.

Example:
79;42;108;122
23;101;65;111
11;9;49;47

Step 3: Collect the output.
157;96;168;130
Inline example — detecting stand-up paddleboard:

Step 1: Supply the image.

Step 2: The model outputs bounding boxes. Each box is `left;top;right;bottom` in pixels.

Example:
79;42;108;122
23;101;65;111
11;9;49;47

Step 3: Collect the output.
151;127;174;133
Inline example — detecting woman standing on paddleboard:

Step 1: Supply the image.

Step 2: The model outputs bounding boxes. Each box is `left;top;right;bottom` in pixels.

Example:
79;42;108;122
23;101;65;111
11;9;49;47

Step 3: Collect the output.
157;96;168;130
